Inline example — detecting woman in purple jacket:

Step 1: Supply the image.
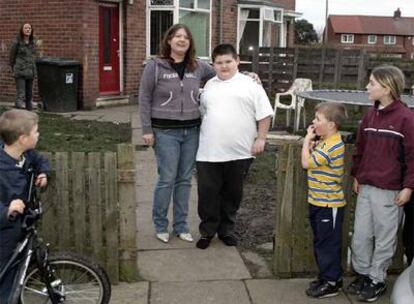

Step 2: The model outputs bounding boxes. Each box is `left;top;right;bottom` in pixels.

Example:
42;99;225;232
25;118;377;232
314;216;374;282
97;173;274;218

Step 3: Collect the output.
139;24;215;244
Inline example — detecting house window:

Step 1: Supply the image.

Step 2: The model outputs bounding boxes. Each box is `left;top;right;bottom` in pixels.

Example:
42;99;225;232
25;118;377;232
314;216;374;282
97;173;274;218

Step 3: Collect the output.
147;0;211;57
238;5;283;57
341;34;354;44
384;35;396;45
367;35;377;44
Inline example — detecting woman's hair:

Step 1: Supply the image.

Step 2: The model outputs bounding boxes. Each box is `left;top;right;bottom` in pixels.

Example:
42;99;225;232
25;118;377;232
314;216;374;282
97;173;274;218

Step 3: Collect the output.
19;23;34;42
159;23;197;71
371;65;405;101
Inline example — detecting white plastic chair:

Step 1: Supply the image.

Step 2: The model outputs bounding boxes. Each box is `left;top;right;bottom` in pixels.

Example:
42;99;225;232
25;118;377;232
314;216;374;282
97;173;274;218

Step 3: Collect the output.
272;78;313;132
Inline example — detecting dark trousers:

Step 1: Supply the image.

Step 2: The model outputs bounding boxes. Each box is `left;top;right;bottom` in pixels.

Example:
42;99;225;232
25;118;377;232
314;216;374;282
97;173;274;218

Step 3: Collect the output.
309;205;345;282
15;77;33;110
403;198;414;265
196;159;252;238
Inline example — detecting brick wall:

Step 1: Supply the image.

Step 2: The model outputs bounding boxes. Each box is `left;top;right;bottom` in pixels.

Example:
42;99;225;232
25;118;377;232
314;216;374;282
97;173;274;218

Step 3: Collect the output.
0;0;297;108
124;1;146;104
0;0;93;107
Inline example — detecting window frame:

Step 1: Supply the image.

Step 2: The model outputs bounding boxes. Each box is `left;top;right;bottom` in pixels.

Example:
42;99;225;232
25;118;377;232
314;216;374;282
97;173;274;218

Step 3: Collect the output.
383;35;396;45
340;34;354;44
146;0;212;58
237;4;284;56
367;35;377;45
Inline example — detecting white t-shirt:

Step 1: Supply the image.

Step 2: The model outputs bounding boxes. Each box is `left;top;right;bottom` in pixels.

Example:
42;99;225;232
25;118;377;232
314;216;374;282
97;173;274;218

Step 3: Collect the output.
196;72;273;162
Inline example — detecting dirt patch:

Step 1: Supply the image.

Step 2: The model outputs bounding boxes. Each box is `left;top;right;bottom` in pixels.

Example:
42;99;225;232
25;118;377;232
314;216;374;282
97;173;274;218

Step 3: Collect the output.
235;147;277;249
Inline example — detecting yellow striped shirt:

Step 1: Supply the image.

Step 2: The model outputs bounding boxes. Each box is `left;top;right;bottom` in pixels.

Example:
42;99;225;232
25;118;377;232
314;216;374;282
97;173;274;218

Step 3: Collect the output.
307;133;346;207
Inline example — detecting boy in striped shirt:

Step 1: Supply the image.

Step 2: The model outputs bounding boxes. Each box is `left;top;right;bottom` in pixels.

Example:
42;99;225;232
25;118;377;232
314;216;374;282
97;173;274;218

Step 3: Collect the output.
301;102;348;298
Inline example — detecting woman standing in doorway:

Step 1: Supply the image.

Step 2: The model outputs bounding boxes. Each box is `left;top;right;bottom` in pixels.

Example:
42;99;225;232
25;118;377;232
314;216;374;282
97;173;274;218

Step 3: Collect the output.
139;24;215;243
9;23;38;111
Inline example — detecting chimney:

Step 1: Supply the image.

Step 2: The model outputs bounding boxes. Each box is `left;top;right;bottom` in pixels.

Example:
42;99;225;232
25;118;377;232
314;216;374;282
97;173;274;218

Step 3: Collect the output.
394;8;401;19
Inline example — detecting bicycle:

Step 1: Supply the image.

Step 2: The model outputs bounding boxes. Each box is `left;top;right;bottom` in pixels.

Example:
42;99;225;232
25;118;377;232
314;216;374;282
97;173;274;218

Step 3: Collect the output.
0;169;111;304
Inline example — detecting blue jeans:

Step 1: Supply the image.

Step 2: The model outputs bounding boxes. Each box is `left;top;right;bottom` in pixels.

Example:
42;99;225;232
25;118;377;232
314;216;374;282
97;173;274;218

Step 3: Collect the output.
152;127;199;234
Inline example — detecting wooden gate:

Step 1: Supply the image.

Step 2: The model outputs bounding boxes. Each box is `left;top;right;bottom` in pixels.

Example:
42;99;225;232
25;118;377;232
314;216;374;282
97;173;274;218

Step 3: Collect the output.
39;144;137;283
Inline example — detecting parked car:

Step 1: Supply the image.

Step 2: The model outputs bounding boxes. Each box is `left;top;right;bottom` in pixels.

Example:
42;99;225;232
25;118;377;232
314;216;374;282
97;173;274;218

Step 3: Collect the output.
391;263;414;304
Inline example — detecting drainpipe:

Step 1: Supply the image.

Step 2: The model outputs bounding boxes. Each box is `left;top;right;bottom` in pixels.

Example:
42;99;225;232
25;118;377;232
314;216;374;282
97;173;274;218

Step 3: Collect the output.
219;0;223;43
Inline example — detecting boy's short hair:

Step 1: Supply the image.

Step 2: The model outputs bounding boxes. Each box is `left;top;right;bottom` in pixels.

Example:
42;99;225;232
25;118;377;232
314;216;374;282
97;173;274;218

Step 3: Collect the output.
315;102;347;129
0;109;39;145
212;44;238;62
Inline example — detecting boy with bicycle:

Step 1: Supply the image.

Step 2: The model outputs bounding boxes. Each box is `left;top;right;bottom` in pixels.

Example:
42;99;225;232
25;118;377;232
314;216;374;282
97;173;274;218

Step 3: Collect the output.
0;109;49;303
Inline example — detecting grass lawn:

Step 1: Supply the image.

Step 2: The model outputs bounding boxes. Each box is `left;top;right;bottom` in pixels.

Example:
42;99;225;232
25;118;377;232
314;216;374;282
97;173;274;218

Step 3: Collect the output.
0;107;131;152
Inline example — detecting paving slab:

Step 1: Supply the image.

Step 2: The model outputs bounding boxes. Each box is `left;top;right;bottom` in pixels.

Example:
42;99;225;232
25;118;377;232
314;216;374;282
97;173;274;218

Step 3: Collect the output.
138;246;251;282
151;280;251;304
246;279;351;304
111;281;149;304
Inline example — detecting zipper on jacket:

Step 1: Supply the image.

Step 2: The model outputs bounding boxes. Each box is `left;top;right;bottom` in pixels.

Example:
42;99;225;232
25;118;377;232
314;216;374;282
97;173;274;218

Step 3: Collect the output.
180;80;184;114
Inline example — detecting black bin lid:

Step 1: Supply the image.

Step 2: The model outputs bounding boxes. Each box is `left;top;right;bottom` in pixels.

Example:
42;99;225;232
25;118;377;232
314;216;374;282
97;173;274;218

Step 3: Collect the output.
36;57;80;66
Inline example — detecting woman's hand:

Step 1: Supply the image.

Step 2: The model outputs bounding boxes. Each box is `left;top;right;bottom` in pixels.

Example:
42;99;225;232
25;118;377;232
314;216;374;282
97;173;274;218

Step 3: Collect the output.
353;178;359;194
394;188;412;206
143;133;155;146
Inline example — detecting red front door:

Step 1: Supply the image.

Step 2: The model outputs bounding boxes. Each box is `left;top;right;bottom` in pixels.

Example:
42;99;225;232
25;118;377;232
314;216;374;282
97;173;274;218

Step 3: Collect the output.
99;3;120;95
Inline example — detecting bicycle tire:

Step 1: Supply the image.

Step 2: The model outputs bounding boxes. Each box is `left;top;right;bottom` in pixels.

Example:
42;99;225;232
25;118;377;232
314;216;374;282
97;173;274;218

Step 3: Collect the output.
20;252;111;304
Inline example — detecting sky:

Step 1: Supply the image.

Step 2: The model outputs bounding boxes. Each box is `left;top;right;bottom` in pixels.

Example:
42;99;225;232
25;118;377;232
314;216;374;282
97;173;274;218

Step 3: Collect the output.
296;0;414;33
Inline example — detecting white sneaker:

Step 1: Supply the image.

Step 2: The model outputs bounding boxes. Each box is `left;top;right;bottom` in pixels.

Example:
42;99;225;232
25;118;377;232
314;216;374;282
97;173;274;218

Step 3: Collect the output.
156;233;169;243
177;233;193;242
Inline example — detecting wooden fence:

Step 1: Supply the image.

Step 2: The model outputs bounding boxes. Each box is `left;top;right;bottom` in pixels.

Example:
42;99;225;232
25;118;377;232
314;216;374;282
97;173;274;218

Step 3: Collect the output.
39;144;137;284
243;47;414;95
273;143;405;277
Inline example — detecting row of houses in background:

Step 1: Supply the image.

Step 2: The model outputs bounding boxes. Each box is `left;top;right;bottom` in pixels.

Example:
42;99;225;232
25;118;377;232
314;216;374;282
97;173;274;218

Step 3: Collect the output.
0;2;412;109
326;8;414;59
0;0;297;109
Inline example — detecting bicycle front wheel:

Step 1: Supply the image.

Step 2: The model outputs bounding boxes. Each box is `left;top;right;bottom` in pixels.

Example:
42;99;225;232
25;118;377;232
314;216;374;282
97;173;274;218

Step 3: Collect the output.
21;252;111;304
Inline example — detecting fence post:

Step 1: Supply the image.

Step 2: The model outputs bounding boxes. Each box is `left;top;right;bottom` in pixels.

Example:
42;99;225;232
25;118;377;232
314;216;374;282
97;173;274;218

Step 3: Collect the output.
252;48;259;74
117;144;138;281
334;49;343;89
319;47;326;88
273;144;294;277
268;48;274;94
293;47;299;80
357;49;367;90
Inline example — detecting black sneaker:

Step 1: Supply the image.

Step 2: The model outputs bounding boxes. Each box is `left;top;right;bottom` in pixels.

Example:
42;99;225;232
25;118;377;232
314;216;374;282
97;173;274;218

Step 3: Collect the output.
309;278;343;290
346;274;370;295
306;280;340;298
218;234;238;246
196;237;212;249
309;278;324;290
358;280;386;302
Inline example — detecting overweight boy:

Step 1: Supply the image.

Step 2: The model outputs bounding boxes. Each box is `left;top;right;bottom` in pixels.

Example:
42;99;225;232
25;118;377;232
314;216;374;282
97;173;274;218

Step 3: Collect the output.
301;102;347;298
0;109;49;302
195;44;273;249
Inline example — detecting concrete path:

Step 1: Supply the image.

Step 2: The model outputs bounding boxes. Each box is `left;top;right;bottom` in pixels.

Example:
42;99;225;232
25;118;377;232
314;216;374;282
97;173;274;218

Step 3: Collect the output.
70;105;396;304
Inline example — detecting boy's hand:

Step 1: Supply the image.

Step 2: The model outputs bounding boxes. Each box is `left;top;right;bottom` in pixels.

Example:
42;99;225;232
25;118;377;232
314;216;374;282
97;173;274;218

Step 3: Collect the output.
251;138;266;155
305;125;316;140
35;173;48;187
7;199;25;218
353;178;360;194
394;188;412;206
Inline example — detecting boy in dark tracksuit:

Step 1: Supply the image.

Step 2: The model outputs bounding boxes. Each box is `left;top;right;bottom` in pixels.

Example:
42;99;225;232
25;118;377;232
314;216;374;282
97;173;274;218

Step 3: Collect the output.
0;109;49;303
